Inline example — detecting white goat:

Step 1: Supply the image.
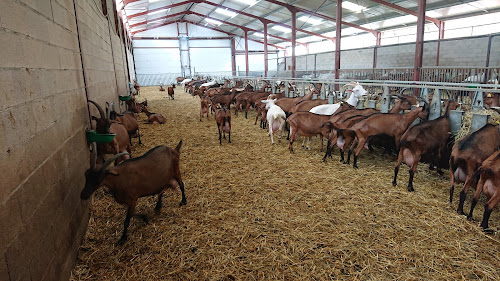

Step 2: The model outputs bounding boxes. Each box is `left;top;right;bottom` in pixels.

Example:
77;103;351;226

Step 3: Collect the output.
309;82;367;115
181;78;192;90
262;99;287;144
201;80;217;87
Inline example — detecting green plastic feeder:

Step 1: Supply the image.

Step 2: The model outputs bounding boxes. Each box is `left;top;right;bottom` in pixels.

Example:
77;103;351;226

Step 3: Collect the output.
119;95;132;101
86;130;116;143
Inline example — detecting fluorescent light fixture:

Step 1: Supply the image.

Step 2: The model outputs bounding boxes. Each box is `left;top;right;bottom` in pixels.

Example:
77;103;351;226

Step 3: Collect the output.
235;0;259;6
272;25;291;33
253;32;264;37
149;0;164;2
148;9;168;15
205;18;223;26
343;2;366;13
298;16;323;26
215;8;238;18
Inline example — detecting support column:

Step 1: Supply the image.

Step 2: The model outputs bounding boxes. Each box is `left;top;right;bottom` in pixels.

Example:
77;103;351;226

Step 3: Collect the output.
244;30;249;76
263;21;268;77
484;35;493;83
413;0;426;84
335;0;342;90
436;21;445;66
231;37;236;76
291;8;296;78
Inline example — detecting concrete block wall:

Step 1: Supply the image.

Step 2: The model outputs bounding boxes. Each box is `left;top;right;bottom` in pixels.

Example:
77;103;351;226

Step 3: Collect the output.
439;37;489;67
281;34;499;72
0;0;133;280
341;48;374;68
490;36;500;66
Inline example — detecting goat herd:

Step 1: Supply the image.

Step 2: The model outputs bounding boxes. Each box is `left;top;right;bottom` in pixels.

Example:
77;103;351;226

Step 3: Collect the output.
82;76;500;245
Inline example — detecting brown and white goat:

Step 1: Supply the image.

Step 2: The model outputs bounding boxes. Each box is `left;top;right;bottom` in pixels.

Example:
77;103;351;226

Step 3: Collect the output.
450;124;500;215
159;84;165;91
81;141;186;245
215;106;231;145
393;100;459;191
467;150;500;232
168;85;175;100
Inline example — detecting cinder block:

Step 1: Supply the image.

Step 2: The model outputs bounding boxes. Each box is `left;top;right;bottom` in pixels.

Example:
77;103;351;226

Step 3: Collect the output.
0;30;24;68
0;194;24;252
0;255;10;281
52;0;77;32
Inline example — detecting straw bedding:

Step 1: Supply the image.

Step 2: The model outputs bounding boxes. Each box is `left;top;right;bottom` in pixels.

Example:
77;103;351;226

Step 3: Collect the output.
71;87;500;280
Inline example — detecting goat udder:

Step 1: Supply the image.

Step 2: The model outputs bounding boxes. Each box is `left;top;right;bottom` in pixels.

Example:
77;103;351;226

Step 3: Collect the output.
337;136;345;150
454;168;466;183
402;148;414;167
271;121;280;133
223;122;231;133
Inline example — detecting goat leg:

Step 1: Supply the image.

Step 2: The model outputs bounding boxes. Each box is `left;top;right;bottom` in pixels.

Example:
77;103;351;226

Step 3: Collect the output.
228;132;231;143
457;190;468;216
480;205;494;233
176;177;187;206
218;126;222;145
118;205;136;245
155;193;164;214
137;128;142;145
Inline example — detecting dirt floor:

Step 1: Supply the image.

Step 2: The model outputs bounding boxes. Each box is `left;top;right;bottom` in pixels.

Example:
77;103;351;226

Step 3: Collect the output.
71;86;500;280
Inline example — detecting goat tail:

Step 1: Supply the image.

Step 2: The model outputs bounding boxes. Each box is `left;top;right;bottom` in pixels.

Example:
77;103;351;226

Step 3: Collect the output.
175;140;183;152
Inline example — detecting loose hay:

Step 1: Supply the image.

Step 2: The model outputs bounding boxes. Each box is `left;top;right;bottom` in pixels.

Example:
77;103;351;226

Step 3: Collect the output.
455;109;500;141
71;86;500;280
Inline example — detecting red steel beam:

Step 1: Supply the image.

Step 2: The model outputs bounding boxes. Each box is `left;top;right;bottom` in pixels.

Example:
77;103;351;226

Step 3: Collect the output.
334;0;341;89
183;21;286;49
244;30;249;75
263;0;379;36
127;0;335;41
128;0;193;19
291;8;296;78
130;11;186;28
231;37;236;75
189;11;308;46
132;19;179;35
413;0;426;85
264;21;268;77
370;0;441;27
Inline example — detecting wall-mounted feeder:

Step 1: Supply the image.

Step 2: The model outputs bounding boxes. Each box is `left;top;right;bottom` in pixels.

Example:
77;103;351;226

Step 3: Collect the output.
119;95;132;101
86;130;116;143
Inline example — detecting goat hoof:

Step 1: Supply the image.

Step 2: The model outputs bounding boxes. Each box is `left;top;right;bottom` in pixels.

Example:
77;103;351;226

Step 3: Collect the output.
117;236;127;245
138;214;149;224
466;215;475;222
392;181;397;187
483;228;495;234
407;187;414;192
353;164;359;169
179;199;187;206
457;210;466;216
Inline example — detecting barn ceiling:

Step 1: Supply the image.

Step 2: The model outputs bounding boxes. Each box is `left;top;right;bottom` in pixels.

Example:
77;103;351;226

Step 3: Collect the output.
119;0;500;44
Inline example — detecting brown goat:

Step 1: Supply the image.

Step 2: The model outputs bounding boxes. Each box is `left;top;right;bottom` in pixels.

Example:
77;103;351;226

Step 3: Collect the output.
345;105;429;168
467;150;500;232
393;100;459;191
215;106;231;145
159;85;165;91
200;96;211;121
210;90;235;110
88;100;131;164
289;99;328;115
141;106;167;124
168;85;175;100
484;92;500;108
81;141;186;245
287;112;331;152
110;111;142;145
450;123;500;215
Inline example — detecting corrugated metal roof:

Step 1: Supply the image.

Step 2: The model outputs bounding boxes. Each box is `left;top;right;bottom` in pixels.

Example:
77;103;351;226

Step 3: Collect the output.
120;0;500;43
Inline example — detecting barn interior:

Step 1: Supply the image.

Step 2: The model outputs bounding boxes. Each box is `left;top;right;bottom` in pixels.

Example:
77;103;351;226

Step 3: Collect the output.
1;0;500;280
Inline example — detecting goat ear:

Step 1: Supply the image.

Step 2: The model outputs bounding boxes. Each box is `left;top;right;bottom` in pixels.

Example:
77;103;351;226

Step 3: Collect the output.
106;169;119;176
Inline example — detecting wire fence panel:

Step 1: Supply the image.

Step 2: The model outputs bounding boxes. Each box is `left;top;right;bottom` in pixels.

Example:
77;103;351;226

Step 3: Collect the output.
136;73;182;86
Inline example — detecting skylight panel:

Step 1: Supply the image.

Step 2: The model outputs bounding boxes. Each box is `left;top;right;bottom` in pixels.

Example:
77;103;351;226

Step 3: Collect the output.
343;2;366;13
148;9;169;16
271;25;291;33
298;16;323;26
234;0;259;6
215;8;238;18
205;18;223;26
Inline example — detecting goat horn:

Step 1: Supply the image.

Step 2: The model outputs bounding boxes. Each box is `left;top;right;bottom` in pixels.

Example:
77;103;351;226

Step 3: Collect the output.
88;100;105;119
99;152;130;173
89;142;97;170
